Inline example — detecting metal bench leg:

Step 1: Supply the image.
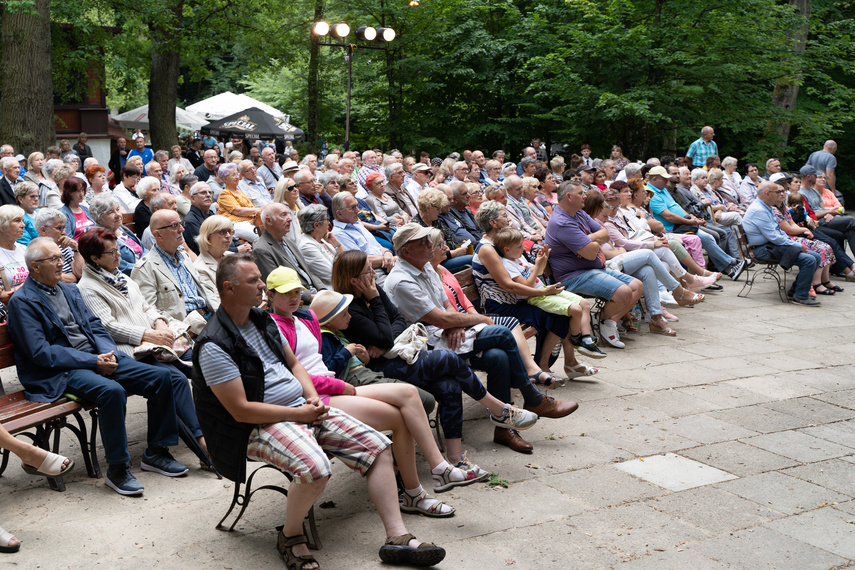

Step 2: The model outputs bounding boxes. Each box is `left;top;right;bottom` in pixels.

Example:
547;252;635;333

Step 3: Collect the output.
61;410;101;479
0;448;9;476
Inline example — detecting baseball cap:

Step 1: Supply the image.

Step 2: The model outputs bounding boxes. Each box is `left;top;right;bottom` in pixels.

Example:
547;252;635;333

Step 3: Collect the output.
576;164;594;173
769;172;792;184
412;163;431;173
14;154;25;162
799;164;820;177
648;166;672;179
391;222;433;252
266;266;306;293
309;290;353;325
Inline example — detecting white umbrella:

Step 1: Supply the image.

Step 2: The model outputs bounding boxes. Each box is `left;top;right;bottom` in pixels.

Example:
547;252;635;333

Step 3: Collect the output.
112;105;209;132
186;91;289;122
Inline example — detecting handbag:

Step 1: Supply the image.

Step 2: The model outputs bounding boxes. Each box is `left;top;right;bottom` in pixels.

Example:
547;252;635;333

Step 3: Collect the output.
433;323;487;355
383;323;429;364
133;322;192;364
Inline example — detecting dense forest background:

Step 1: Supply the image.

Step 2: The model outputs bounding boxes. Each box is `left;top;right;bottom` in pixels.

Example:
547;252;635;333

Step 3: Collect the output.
2;0;854;197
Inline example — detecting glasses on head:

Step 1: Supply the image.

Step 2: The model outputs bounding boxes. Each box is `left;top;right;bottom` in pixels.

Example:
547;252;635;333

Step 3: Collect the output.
212;228;235;237
156;222;184;231
35;255;63;265
101;248;120;257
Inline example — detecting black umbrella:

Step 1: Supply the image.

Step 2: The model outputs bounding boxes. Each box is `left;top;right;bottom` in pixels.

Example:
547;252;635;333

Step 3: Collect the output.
200;107;305;142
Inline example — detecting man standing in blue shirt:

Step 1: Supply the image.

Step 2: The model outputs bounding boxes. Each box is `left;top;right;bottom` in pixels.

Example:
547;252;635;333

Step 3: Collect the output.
743;181;821;306
127;136;154;168
686;126;718;170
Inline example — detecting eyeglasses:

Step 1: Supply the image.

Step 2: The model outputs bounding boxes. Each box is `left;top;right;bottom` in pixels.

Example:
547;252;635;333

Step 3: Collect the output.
156;222;184;231
35;255;63;264
471;190;484;196
287;185;296;191
212;228;235;237
101;248;120;257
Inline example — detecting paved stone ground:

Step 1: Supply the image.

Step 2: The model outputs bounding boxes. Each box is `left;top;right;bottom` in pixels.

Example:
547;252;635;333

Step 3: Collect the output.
2;273;854;569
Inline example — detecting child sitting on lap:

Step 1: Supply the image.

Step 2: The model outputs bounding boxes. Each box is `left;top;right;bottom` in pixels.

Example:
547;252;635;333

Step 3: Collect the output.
494;227;605;359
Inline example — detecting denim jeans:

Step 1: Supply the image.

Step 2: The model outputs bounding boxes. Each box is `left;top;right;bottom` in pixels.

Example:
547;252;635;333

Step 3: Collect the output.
64;353;179;466
441;254;474;272
464;325;542;407
753;245;820;299
140;357;203;439
373;349;487;440
695;229;735;271
620;249;680;316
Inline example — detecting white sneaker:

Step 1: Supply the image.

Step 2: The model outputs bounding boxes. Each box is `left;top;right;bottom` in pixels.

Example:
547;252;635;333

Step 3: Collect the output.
599;321;625;349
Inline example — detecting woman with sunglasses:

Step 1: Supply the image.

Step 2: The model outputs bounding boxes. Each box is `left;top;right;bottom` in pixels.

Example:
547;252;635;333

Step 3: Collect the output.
193;215;237;310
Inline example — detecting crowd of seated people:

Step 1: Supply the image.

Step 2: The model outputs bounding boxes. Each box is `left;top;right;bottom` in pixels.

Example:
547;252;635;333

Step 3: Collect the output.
1;132;851;565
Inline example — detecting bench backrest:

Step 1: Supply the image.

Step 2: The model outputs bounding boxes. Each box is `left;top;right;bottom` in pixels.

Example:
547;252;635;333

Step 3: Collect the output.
122;211;136;236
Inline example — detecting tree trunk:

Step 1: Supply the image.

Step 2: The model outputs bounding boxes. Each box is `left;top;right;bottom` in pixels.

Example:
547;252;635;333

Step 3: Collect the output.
306;0;324;153
770;0;811;144
0;0;54;155
148;0;183;152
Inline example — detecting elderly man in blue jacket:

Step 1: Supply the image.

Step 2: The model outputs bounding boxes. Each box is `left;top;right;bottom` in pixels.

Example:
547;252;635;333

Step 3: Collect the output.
7;237;188;496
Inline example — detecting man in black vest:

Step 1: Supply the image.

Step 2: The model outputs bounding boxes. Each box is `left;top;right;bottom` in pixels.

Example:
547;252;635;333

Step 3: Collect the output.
191;255;446;568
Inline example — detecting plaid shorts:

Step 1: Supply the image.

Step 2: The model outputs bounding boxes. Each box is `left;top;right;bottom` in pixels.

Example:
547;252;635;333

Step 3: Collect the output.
246;408;391;484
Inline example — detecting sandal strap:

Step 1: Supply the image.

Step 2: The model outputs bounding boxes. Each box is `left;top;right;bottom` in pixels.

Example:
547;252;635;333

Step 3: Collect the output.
385;533;417;546
278;533;308;549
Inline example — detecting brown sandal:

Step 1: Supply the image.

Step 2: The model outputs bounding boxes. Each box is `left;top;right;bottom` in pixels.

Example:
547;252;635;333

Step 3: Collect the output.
379;533;446;566
276;533;318;570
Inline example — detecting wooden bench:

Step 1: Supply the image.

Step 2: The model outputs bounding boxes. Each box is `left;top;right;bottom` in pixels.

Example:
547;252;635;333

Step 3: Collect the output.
0;323;102;491
122;211;136;237
453;268;537;339
733;224;788;302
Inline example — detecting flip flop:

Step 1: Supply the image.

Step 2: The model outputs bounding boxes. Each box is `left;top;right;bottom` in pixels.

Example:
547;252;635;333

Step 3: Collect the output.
0;526;20;553
22;452;74;477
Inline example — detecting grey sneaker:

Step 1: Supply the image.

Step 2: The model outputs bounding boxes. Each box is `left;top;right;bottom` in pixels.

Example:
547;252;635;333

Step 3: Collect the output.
141;448;189;477
490;403;538;430
792;296;821;307
105;464;144;496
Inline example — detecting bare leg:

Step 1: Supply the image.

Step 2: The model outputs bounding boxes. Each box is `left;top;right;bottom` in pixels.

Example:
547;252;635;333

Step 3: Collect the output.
0;423;71;471
283;477;327;568
366;448;424;547
330;393;424;491
603;283;639;322
567;303;583;336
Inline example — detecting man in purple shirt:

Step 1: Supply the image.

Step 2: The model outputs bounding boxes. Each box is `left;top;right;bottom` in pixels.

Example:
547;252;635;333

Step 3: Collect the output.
545;180;642;349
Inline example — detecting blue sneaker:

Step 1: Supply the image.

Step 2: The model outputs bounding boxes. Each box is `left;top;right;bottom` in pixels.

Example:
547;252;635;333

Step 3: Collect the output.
105;464;144;496
141;448;189;477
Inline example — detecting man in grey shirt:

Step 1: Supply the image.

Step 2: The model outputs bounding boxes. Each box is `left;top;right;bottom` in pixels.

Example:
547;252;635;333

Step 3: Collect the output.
804;140;838;195
384;224;578;454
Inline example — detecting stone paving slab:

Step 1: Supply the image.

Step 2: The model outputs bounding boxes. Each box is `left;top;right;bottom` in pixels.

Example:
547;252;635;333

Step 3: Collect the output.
541;465;668;510
739;430;855;463
687;526;848;569
714;471;852;515
781;458;855;496
680;440;801;477
764;506;855;559
653;413;759;444
615;453;737;491
643;485;786;535
620;388;723;418
707;404;816;434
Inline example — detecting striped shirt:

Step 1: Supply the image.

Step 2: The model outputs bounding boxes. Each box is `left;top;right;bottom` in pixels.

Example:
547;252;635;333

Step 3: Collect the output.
199;323;306;408
471;239;518;305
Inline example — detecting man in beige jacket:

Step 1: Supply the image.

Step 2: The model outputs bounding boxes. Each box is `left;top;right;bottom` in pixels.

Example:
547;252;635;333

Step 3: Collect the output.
131;209;213;335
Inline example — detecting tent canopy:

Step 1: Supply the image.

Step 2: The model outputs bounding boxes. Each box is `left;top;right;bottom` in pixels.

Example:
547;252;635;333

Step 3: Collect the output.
187;91;287;121
111;105;208;132
200;107;305;142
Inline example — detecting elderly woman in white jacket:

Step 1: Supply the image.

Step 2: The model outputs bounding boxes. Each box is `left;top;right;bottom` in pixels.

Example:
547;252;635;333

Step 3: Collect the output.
76;227;209;460
296;203;344;290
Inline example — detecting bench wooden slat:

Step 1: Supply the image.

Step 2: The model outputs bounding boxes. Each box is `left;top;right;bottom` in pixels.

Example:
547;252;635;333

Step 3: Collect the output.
3;401;84;435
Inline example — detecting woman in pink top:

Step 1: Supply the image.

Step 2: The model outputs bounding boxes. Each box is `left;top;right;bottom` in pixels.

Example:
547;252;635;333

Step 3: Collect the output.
60;176;94;240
